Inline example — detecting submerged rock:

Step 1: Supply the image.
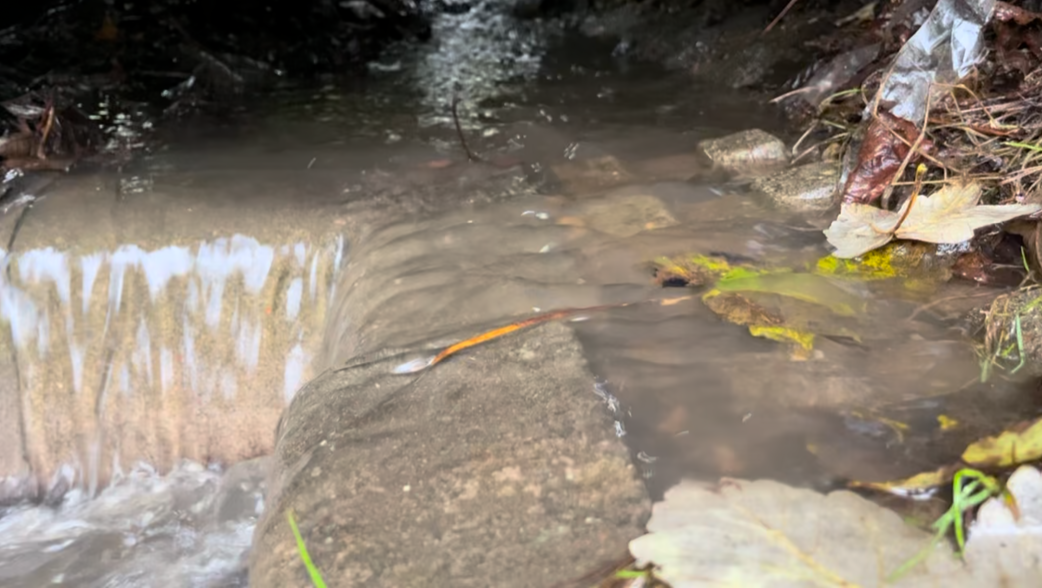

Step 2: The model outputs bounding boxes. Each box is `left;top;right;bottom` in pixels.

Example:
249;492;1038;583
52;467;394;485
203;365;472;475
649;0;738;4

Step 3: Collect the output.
550;155;635;194
573;192;679;238
750;161;841;214
697;129;789;175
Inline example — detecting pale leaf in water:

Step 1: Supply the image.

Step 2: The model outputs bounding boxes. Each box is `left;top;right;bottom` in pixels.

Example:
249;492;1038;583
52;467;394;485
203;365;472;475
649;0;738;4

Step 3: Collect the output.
824;181;1041;259
630;478;972;587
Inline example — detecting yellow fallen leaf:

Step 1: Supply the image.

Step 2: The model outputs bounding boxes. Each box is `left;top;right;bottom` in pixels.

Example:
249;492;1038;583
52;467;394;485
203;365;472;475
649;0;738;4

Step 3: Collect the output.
962;418;1042;469
938;415;959;431
659;295;694;306
854;417;1042;496
849;465;959;496
824;181;1041;259
748;325;815;351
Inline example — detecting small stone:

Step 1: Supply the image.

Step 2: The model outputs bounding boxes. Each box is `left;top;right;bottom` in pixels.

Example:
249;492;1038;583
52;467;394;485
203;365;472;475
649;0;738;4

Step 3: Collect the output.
550;155;634;194
750;161;841;213
698;129;789;175
575;193;678;238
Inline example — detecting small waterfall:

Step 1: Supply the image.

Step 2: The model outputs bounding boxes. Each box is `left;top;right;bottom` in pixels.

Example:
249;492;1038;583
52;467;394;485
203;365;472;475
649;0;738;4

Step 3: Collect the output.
0;232;347;503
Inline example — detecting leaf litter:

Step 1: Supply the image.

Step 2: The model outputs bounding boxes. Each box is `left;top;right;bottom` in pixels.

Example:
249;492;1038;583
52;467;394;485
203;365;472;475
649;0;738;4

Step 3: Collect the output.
825;180;1041;259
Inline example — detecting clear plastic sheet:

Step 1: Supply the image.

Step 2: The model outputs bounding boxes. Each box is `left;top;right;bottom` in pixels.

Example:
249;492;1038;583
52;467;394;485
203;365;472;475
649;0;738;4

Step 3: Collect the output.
878;0;996;124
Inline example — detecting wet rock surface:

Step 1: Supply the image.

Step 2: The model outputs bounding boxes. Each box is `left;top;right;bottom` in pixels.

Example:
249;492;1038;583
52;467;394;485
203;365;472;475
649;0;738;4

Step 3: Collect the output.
698;129;789;176
251;321;647;587
750;160;842;214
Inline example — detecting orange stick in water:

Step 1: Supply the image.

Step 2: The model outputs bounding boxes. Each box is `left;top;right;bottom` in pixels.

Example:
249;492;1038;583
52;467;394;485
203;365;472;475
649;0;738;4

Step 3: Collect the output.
393;296;693;374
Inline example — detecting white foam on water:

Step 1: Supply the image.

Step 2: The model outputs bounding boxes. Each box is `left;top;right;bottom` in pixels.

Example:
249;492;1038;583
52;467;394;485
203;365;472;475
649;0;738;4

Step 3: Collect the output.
183;315;200;397
133;319;153;389
235;317;262;375
1;286;38;349
69;343;85;395
35;313;49;357
403;0;549;128
0;233;346;585
17;247;72;307
187;277;201;314
233;235;276;295
141;245;193;300
160;347;174;396
80;253;104;316
328;234;345;302
108;246;139;318
0;460;263;588
308;252;319;302
119;363;130;397
196;236;276;329
284;342;308;403
286;277;303;321
220;369;238;401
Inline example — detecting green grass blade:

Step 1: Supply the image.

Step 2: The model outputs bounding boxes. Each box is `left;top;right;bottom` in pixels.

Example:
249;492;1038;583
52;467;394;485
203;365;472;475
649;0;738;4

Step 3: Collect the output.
286;509;328;588
1006;141;1042;153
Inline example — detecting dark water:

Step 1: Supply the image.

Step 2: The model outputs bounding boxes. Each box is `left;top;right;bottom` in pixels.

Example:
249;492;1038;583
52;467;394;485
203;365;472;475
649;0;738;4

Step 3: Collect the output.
1;6;1038;585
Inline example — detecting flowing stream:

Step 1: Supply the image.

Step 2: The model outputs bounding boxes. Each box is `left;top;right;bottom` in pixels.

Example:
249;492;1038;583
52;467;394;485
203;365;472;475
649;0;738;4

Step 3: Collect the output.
1;3;1038;586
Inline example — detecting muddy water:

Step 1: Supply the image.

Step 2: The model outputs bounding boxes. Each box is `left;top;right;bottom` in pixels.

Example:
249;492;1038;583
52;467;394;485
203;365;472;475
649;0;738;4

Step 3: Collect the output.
1;30;1039;588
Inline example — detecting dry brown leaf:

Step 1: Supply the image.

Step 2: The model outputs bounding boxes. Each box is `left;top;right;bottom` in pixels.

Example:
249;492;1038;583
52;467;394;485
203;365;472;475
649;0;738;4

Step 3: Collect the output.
825;181;1041;259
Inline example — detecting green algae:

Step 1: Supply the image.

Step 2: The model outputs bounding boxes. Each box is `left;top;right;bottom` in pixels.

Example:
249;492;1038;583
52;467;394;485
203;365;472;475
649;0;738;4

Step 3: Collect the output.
652;246;965;354
715;272;866;317
813;241;952;294
652;254;736;286
748;325;815;352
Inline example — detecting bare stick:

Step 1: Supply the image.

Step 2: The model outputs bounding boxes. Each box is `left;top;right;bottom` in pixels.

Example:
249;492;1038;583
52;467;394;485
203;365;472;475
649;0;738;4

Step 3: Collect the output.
763;0;801;35
881;89;934;209
890;163;926;236
451;96;482;163
36;105;54;160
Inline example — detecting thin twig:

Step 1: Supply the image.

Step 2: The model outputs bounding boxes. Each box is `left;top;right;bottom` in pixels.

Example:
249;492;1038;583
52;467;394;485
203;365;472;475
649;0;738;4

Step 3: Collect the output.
881;88;935;209
36;105;54;160
451;95;482;163
763;0;801;35
790;120;820;157
890;163;926;235
905;290;1000;323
